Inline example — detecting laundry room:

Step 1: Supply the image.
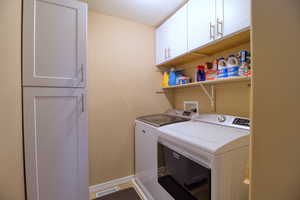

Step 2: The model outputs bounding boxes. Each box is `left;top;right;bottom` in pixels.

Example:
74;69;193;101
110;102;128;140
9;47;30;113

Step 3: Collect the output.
1;0;300;200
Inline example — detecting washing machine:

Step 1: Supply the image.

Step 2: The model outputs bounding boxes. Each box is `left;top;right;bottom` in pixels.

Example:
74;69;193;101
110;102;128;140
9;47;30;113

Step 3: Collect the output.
135;110;193;200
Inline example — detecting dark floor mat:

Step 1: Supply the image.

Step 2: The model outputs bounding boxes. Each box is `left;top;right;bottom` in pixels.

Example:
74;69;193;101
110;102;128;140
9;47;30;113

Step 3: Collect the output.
95;188;141;200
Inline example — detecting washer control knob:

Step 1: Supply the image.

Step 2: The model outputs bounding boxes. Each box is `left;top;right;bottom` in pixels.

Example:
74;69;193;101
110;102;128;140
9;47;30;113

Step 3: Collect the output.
218;115;226;122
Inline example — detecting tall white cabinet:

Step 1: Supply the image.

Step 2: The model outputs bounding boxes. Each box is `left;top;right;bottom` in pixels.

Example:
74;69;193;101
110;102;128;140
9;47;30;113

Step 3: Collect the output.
22;0;89;200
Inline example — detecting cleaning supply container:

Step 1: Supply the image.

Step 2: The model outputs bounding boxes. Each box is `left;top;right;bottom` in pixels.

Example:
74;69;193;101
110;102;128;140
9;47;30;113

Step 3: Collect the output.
239;50;252;76
169;68;183;86
217;58;228;78
227;55;240;77
169;68;177;86
195;65;206;82
205;62;217;80
162;72;169;87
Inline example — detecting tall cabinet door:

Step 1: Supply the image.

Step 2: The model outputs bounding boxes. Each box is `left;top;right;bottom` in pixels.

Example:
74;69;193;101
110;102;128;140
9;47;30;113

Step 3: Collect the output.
23;88;88;200
23;0;87;87
188;0;215;51
168;4;188;60
216;0;250;38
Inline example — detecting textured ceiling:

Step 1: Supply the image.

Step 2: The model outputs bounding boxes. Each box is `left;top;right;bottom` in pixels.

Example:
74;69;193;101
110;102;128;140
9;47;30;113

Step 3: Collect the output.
88;0;187;27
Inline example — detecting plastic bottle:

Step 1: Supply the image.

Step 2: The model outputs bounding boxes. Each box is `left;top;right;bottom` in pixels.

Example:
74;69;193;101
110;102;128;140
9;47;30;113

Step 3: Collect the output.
169;68;177;86
239;50;252;76
195;65;206;82
162;72;169;87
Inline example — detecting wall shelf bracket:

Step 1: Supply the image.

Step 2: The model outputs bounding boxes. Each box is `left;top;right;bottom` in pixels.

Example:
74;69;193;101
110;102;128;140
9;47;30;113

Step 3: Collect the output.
199;84;216;111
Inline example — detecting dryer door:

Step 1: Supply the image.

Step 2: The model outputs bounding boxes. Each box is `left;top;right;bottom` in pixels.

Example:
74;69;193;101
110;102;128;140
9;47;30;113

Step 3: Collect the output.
158;143;211;200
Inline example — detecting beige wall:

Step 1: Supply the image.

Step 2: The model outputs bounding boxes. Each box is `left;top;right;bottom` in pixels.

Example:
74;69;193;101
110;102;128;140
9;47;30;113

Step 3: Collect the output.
250;0;300;199
0;0;25;200
88;11;172;185
173;43;251;117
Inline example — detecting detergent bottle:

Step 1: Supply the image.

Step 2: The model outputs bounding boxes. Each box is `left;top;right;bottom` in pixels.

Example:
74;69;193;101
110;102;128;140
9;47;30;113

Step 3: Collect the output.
162;72;169;87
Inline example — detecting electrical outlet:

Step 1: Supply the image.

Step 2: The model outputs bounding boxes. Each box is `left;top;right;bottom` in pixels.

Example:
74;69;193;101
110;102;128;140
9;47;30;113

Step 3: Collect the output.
184;101;199;114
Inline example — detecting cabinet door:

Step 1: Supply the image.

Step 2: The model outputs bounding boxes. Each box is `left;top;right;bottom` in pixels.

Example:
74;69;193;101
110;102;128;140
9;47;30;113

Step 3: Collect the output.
155;23;168;65
216;0;250;38
23;87;88;200
188;0;216;51
168;4;188;60
23;0;87;87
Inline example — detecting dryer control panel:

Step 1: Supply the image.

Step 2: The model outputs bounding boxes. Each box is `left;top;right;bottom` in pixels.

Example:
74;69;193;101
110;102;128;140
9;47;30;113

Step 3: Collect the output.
192;114;250;130
233;118;250;127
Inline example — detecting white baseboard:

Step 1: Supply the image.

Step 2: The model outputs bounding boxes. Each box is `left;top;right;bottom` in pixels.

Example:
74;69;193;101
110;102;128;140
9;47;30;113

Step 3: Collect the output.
134;178;154;200
89;175;135;193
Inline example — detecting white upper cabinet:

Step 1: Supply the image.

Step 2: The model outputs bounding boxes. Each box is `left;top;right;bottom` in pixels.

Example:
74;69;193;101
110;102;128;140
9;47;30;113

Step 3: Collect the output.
215;0;251;39
155;4;187;65
156;0;251;65
167;4;188;60
188;0;216;51
23;0;87;87
155;20;169;65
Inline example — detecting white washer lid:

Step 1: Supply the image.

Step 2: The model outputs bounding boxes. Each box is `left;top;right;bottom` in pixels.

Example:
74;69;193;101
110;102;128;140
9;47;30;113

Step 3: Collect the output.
158;121;250;155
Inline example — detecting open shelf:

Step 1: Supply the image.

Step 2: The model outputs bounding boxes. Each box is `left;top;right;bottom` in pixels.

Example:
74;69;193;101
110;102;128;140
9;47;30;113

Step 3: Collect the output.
163;76;251;89
157;28;251;68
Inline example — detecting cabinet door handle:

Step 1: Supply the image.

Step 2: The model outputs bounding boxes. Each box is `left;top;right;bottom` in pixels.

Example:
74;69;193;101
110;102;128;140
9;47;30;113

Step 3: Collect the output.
168;48;171;58
217;18;223;37
166;48;169;59
210;22;215;40
164;48;167;60
81;93;85;113
80;64;84;83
